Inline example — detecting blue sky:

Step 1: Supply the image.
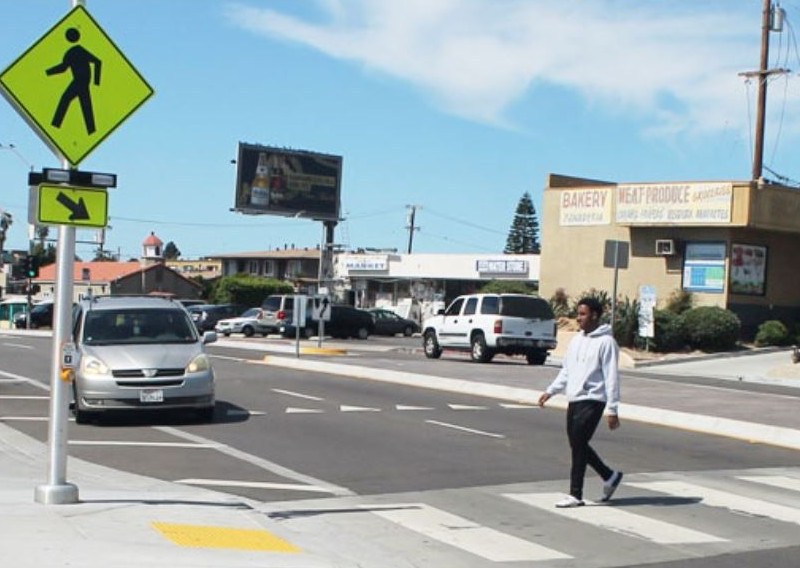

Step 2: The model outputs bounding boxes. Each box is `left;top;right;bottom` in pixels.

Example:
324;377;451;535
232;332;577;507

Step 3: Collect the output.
2;1;799;261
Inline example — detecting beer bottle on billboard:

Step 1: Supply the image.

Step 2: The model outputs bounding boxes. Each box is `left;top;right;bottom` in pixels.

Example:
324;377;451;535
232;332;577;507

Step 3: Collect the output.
250;153;270;207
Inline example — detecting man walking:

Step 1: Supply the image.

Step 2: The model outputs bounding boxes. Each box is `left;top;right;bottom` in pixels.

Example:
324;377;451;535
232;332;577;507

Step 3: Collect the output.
538;297;623;508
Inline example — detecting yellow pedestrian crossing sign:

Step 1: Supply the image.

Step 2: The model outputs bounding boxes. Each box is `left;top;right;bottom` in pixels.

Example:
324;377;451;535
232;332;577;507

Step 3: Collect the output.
0;5;153;166
38;184;108;228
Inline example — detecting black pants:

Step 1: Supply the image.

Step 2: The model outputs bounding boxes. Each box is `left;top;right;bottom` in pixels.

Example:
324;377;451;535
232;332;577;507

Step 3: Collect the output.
566;400;613;500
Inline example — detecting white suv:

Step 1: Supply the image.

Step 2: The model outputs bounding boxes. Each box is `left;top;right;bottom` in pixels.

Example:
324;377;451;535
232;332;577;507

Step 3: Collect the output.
421;293;557;364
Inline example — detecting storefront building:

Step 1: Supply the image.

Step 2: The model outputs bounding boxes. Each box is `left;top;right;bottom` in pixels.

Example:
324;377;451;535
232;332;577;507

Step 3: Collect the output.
539;174;800;337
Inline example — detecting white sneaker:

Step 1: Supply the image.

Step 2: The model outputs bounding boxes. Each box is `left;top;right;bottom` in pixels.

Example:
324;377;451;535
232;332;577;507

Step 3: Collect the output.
601;471;623;502
555;495;585;508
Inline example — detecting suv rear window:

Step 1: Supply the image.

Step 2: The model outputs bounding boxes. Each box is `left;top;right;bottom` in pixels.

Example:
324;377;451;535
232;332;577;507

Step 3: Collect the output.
262;296;283;311
499;296;554;319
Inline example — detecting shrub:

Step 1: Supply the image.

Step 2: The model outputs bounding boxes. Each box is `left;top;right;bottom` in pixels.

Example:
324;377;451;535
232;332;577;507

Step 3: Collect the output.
612;296;639;348
650;309;688;352
664;289;693;314
479;280;537;295
549;288;571;318
682;306;741;351
211;275;293;306
754;320;792;347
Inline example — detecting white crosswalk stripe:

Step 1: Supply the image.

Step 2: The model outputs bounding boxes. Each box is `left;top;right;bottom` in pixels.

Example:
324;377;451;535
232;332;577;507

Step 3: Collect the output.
626;480;800;526
504;492;726;544
737;475;800;493
363;503;571;562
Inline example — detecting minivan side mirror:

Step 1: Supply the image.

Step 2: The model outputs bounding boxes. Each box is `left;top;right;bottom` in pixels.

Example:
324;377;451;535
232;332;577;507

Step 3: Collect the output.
202;331;218;344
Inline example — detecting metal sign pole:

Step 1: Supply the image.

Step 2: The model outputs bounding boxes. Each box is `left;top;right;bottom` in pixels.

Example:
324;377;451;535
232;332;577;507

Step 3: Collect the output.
35;200;78;504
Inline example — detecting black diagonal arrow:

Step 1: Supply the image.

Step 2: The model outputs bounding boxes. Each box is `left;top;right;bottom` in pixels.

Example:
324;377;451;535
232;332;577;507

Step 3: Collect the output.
56;192;90;221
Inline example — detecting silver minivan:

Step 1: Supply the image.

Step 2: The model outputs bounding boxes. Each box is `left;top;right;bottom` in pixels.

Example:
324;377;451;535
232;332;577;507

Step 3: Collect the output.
71;296;217;423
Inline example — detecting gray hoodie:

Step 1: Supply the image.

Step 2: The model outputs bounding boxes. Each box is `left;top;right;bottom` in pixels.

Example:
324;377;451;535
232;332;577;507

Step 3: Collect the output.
545;323;620;415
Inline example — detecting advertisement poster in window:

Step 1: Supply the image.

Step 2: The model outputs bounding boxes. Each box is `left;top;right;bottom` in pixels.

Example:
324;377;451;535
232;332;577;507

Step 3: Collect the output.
730;244;767;296
682;242;726;293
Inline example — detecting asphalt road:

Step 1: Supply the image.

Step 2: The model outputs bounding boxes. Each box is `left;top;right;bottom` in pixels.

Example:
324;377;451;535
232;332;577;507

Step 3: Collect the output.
2;333;800;567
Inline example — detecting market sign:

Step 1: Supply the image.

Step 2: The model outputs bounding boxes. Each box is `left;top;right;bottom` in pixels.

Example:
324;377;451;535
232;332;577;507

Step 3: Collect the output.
0;5;153;165
615;182;733;225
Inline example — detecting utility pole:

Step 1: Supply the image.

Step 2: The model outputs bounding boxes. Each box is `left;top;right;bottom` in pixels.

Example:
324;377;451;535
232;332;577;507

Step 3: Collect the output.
741;0;788;182
405;204;421;254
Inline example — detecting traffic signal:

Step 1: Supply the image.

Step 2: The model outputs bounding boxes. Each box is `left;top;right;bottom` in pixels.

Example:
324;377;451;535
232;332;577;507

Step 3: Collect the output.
23;255;39;279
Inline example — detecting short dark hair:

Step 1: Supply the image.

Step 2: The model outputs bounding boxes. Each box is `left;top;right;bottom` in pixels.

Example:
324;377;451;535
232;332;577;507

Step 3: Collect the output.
577;297;604;317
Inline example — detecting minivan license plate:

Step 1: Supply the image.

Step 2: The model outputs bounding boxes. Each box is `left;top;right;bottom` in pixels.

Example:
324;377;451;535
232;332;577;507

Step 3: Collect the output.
140;389;164;403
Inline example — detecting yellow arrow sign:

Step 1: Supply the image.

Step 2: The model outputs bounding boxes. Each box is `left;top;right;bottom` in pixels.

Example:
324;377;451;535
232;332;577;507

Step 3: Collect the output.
38;184;108;228
0;5;153;166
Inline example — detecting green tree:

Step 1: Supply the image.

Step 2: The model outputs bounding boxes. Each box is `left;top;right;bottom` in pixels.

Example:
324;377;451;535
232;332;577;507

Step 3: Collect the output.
163;241;181;260
504;192;541;254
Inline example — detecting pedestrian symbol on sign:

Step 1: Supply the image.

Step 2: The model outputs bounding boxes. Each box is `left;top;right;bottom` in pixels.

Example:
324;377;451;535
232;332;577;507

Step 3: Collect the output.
46;27;102;135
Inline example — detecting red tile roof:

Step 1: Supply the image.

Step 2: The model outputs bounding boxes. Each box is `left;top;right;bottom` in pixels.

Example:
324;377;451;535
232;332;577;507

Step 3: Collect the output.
35;261;144;283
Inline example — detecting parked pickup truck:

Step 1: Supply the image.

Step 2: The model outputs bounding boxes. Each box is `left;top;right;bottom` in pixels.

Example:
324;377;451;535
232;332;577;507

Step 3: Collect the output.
421;293;557;364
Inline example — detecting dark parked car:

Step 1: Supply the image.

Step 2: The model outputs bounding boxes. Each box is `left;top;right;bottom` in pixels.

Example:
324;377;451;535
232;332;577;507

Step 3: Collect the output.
280;304;375;339
187;304;245;332
14;301;54;329
369;308;420;337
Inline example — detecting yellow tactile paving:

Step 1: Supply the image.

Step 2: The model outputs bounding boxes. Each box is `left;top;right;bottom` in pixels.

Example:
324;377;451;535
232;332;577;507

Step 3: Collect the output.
152;522;301;553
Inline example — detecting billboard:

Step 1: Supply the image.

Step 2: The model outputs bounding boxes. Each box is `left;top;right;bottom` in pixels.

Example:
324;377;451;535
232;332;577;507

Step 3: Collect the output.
234;143;342;221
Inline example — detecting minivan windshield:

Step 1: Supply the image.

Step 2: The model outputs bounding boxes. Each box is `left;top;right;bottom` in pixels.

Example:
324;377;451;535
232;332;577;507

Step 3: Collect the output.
82;308;197;345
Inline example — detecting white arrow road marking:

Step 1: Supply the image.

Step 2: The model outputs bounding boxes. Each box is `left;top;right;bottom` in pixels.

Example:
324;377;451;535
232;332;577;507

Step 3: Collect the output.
396;405;435;411
340;405;381;412
363;503;570;562
226;409;266;417
628;480;800;526
425;420;505;439
505;492;726;544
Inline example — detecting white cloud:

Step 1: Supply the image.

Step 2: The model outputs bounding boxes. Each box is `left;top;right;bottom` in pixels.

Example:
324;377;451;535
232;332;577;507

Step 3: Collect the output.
224;1;796;136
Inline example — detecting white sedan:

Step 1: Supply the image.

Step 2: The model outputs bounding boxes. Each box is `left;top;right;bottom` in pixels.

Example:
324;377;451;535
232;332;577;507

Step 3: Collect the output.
215;308;271;337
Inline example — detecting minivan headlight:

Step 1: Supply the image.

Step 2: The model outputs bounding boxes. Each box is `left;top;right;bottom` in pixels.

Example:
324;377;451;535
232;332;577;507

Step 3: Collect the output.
81;355;110;376
187;354;210;373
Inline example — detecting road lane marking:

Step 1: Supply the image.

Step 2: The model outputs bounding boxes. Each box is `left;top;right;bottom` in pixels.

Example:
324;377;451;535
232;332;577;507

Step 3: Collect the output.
285;407;324;414
0;395;49;399
363;503;570;561
340;405;381;412
156;425;354;496
0;370;49;390
448;404;488;410
499;403;539;409
425;419;505;439
1;415;48;421
505;492;726;544
1;342;34;349
396;404;434;411
226;409;266;417
627;480;800;526
737;475;800;493
69;440;220;448
175;479;335;493
272;388;324;401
